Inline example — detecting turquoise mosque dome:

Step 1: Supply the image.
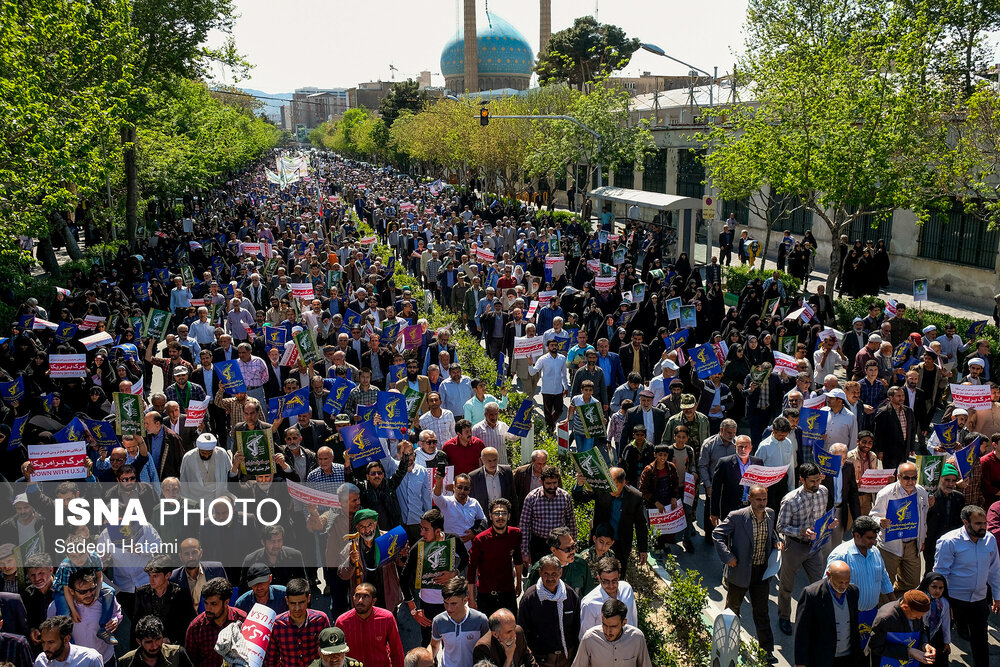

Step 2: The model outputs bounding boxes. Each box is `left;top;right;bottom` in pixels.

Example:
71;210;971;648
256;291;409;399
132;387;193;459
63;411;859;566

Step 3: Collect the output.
440;12;534;79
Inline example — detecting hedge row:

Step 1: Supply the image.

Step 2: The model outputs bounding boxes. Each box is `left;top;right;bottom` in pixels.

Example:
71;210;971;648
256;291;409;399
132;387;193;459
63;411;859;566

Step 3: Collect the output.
723;264;802;296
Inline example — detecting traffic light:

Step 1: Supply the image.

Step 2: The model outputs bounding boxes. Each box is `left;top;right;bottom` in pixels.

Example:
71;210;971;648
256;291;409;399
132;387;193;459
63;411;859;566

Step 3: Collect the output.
480;108;489;126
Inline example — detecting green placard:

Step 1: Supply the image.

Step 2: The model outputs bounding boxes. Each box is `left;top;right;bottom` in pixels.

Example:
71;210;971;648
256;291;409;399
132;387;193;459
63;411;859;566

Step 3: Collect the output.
578;401;605;439
114;392;144;436
14;528;45;567
404;388;425;420
210;303;225;327
549;236;561;255
327;269;342;287
750;363;773;384
263;257;280;280
294;329;321;364
573;449;614;492
237;429;275;476
144;308;171;340
181;265;195;287
415;538;455;590
917;454;944;491
724;292;740;308
779;336;797;355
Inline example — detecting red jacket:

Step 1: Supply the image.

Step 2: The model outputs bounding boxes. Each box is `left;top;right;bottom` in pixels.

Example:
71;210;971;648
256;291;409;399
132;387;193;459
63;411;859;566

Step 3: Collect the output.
980;451;1000;506
442;436;486;475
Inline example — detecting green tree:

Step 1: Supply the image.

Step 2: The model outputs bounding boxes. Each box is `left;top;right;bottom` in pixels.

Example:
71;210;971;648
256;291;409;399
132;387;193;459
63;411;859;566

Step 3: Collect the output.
702;0;951;292
535;16;640;91
378;79;430;127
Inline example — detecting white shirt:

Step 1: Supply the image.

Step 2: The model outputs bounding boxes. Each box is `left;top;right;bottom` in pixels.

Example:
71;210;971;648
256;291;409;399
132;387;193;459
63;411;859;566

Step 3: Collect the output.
649;374;671;404
482;468;503;503
33;644;104;667
432;491;486;549
578;581;638;640
871;482;929;556
531;353;569;394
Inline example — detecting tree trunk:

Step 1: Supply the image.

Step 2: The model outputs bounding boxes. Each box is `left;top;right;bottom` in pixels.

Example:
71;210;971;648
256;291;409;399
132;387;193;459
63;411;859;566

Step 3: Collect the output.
51;212;83;261
36;237;61;277
760;221;774;272
122;124;139;249
826;225;841;295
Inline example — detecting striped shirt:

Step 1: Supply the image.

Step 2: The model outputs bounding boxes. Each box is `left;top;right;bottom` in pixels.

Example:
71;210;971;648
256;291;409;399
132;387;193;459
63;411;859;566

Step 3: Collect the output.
827;539;894;611
471;420;513;465
419;409;457;442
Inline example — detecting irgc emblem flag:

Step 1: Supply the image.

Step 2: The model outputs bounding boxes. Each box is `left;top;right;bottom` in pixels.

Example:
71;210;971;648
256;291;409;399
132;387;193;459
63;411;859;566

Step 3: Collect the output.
508;398;534;438
403;388;425;420
268;387;310;421
216;359;247;395
341;423;384;468
322;377;354;415
809;508;836;555
113;392;144;436
692;343;721;379
415;538;456;590
293;330;321;364
885;497;919;542
954;436;981;479
880;632;921;667
679;305;698;329
237;430;275;476
577;401;605;439
263;326;286;352
916;454;944;491
401;325;422;350
573;449;615;491
376;391;408;438
374;525;409;567
933;420;960;450
144;308;171;340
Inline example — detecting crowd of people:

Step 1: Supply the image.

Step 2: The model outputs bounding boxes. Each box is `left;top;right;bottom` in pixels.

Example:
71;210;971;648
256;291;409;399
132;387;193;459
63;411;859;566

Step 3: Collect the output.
0;148;998;667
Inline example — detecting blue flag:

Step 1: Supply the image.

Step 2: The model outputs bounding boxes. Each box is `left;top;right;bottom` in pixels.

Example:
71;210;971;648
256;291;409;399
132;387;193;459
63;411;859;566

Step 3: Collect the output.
967;320;988;340
933;420;960;450
692;343;721;379
858;607;877;652
496;353;505;389
8;414;28;451
268;387;311;421
813;443;842;476
379;322;400;346
885;497;919;541
344;309;362;329
665;329;689;351
341;423;384;468
52;417;87;443
554;333;572;356
155;268;170;284
133;282;151;302
388;363;406;385
955;436;982;479
215;359;247;395
113;343;139;364
374;525;409;567
508;398;534;438
220;284;235;300
800;407;828;450
376;391;409;438
17;315;34;330
356;402;377;423
809;508;836;555
879;632;921;666
81;417;119;449
322;377;354;415
263;326;286;352
0;377;25;405
55;322;79;343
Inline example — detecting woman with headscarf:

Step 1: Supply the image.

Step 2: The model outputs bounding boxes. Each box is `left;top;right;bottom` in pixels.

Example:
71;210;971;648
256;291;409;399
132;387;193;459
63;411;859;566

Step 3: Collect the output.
723;343;751;423
874;239;891;290
675;252;692;285
917;572;951;666
745;335;766;367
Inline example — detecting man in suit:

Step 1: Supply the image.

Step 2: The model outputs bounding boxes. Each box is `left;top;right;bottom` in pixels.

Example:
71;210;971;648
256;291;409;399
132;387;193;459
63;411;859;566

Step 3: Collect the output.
503;308;529;361
872;386;917;469
572;466;648;578
621;389;667;446
618;330;651;382
595;338;625;392
512;450;547;511
0;591;29;637
463;277;483;334
841;319;869;379
479;299;510;364
394;358;431;418
794;560;862;667
334;332;362;369
169;537;227;612
468;447;518;523
360;338;395;390
710;435;763;525
282;412;331;455
142;411;186;479
424;328;457;374
212;333;236;363
712;484;779;662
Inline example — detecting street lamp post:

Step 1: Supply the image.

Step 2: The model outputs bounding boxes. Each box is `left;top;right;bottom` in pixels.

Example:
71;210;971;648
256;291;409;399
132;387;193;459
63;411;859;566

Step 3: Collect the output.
641;42;717;265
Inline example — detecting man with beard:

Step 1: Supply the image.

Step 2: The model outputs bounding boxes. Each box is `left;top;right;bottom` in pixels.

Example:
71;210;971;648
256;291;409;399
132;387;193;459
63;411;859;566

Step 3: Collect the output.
468;498;522;618
334;583;404;667
472;608;534;667
240;525;308;589
574;598;651;667
35;616;103;667
433;471;488;551
394;359;431;417
183;578;247;667
309;627;364;667
336;509;404;618
168;538;226;614
132;555;195;645
178;433;232;502
119;616;193;667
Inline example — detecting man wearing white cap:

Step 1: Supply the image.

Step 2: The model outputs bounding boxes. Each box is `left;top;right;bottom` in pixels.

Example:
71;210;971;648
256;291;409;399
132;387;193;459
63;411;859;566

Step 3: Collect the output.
965;357;986;385
0;493;43;547
920;324;937;348
178;433;232;501
824;388;858;449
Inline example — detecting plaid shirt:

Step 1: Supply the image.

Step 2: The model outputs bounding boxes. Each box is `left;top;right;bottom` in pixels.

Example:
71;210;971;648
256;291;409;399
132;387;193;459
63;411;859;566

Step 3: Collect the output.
776;485;829;539
419;408;457;442
185;606;247;667
751;511;769;565
859;377;887;412
345;385;380;417
606;410;626;449
265;609;331;667
306;465;346;499
519;486;576;558
238;355;269;388
0;633;31;667
215;391;248;431
894;406;909;442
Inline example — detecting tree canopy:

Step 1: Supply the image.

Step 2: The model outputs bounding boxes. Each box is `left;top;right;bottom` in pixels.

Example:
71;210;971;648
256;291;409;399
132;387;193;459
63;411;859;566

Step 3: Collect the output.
378;79;431;126
535;16;640;91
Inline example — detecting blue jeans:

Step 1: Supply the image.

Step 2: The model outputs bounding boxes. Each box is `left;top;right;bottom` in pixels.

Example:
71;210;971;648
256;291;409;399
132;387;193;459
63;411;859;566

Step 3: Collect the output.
54;583;116;626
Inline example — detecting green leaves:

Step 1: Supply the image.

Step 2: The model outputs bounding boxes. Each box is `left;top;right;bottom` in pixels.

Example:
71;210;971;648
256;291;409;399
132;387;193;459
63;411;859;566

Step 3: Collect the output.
535;16;640;91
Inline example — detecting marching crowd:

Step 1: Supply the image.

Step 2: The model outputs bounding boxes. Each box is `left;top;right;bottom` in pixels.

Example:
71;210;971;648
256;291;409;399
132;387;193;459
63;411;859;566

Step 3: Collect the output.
0;149;998;667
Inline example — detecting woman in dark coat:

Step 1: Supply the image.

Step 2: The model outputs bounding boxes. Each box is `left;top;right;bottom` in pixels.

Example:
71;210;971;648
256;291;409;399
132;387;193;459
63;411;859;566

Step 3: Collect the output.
723;344;751;423
873;239;891;290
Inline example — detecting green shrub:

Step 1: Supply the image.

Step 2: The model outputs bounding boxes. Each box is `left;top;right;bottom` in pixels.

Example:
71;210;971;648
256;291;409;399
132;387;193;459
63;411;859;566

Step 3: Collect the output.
724;265;801;296
835;296;1000;370
661;555;712;665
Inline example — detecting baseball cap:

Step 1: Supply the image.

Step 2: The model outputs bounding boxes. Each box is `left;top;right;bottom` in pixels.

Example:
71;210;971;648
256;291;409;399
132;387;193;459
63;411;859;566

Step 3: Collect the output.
867;334;882;343
680;393;697;409
246;564;271;587
318;627;350;655
826;388;847;401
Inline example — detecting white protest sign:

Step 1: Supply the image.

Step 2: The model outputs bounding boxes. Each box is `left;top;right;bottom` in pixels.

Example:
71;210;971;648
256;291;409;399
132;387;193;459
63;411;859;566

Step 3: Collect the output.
649;506;687;535
951;384;992;410
49;354;86;378
514;336;545;359
28;442;88;480
183;398;210;428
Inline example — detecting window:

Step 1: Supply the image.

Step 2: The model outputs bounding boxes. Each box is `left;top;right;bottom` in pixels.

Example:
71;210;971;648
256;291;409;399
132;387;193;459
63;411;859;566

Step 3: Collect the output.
613;164;635;189
769;192;813;234
845;205;893;245
721;198;749;225
919;200;999;270
676;148;705;198
643;149;667;194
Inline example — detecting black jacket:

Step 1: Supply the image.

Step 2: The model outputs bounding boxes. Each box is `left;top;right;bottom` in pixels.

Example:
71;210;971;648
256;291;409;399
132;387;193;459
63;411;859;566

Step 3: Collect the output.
871;403;917;469
820;460;862;527
517;583;581;659
468;465;518;523
710;454;763;519
571;484;649;570
794;579;862;667
925;488;964;542
869;600;929;662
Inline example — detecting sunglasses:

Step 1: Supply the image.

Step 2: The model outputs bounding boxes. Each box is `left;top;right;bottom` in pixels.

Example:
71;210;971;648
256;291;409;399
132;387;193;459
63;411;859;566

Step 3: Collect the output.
899;475;917;481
